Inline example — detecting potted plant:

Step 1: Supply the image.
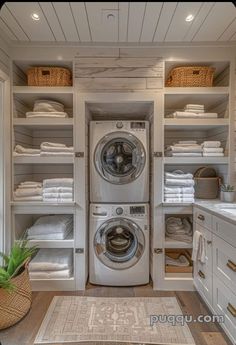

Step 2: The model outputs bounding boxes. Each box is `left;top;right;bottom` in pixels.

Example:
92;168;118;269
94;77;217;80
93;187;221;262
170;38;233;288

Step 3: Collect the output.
220;184;235;203
0;240;37;330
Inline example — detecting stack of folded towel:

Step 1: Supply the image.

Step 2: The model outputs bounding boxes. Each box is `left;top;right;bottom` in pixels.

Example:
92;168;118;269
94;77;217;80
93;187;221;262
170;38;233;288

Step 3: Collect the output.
165;254;190;267
40;142;74;156
29;248;73;279
164;171;195;203
165;217;193;243
43;178;74;202
167;104;218;119
13;145;40;157
26;100;68;118
27;215;73;240
201;141;224;157
165;141;202;157
14;181;43;201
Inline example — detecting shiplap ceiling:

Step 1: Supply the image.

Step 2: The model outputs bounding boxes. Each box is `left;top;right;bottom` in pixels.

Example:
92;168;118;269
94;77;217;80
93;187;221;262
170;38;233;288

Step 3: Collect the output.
0;2;236;44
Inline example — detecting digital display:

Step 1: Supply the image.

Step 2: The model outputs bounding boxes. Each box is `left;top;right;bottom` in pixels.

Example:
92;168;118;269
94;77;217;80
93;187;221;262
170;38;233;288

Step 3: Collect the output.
131;122;145;129
130;206;145;214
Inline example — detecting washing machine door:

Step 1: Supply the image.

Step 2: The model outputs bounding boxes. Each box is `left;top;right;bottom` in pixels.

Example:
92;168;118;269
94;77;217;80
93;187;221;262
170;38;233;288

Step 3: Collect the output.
94;218;145;270
94;131;146;184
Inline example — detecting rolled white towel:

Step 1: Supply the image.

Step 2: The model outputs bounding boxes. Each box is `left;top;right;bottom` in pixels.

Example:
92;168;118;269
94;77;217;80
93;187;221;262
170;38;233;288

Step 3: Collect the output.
202;141;221;148
43;178;73;188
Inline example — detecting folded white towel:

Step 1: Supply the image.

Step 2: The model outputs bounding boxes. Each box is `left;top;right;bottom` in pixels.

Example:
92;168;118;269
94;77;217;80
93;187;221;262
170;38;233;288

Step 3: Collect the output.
172;153;202;157
40;142;74;153
164;193;194;198
14;188;42;197
202;141;221;148
41;152;74;156
43;187;73;193
29;269;72;279
43;193;73;199
43;198;73;203
26;112;68;118
191;231;206;264
203;147;223;153
13;195;43;201
185;104;204;109
165;172;193;179
203;153;224;157
41;142;66;148
18;184;42;189
20;181;42;187
27;215;73;236
166;255;190;267
43;178;73;188
13;152;40;157
14;145;41;155
164;186;195;194
178;141;197;145
164;198;194;203
28;230;72;240
29;248;73;271
170;145;202;153
165;179;195;187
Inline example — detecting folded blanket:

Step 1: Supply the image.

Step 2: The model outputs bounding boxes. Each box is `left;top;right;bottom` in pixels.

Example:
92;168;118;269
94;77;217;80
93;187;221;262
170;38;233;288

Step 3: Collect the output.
29;248;73;271
43;178;73;188
203;153;224;157
166;255;190;267
18;184;42;189
169;145;202;153
40;142;74;153
172;152;202;157
14;188;42;197
202;141;221;148
41;152;74;156
164;186;195;194
14;145;41;155
26;112;68;118
43;193;73;199
13;195;43;201
19;181;42;187
29;269;72;279
27;215;73;236
165;179;195;187
43;187;73;193
165;172;193;179
203;147;223;153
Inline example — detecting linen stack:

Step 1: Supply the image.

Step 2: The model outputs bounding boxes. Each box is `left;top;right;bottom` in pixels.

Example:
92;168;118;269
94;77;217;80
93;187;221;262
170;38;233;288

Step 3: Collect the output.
168;103;218;119
43;178;74;202
13;145;40;157
29;248;73;279
165;140;202;157
165;217;193;243
14;181;42;201
26;100;68;118
27;215;73;240
40;142;74;156
202;141;224;157
164;171;195;203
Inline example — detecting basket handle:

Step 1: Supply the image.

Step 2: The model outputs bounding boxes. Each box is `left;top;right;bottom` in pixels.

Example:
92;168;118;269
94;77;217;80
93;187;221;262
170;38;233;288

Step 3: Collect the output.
40;69;51;76
192;69;200;75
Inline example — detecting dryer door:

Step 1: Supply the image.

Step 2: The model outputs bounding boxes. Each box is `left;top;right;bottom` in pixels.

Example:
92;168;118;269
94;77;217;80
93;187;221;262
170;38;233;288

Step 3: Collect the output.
94;218;145;270
94;131;146;184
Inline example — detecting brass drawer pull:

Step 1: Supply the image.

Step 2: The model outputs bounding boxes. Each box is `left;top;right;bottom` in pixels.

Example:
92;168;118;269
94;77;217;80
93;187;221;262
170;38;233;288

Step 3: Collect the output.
227;260;236;272
198;214;205;221
227;303;236;317
198;270;205;279
154;248;163;254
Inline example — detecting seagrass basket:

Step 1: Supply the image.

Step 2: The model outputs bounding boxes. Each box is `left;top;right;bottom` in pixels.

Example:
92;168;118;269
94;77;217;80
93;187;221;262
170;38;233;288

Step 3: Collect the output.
166;66;215;87
27;67;72;86
194;167;220;199
0;261;32;330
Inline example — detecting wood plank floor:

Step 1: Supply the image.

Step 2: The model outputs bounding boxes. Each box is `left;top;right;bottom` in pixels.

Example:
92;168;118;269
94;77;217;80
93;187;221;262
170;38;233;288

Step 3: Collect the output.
0;283;232;345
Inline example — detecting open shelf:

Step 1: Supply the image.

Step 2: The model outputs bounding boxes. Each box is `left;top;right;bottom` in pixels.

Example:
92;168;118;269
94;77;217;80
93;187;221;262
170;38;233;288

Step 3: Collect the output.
11;202;75;214
13;117;73;129
165;238;193;249
13;156;74;165
164;157;228;165
164;87;229;95
28;234;74;249
164;118;229;130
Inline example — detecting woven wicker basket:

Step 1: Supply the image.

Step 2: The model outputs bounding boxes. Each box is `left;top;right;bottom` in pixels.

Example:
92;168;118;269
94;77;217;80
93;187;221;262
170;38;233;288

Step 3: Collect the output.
27;67;72;86
194;167;220;199
166;66;215;87
0;261;32;330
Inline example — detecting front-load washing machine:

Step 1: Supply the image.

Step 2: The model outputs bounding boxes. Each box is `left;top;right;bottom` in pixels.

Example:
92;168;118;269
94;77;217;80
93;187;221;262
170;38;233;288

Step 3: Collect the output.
90;121;149;203
89;203;149;286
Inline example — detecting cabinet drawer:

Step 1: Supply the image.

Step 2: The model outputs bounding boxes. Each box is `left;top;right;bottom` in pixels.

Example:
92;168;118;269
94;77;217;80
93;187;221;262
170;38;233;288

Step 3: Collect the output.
194;261;213;306
194;207;212;230
212;216;236;246
194;223;213;269
213;275;236;344
213;234;236;293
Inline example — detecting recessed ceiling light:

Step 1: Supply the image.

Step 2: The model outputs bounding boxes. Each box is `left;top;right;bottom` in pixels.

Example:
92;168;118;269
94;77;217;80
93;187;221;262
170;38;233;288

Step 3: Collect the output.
185;14;194;22
31;13;40;21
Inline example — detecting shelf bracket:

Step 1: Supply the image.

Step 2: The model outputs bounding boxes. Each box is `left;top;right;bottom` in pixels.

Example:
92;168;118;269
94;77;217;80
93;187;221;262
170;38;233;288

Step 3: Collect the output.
154;248;163;254
153;152;162;157
75;152;84;158
75;248;84;254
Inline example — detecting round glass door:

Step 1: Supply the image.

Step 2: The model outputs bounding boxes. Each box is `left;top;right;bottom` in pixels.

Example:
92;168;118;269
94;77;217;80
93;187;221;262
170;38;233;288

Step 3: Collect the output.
94;218;145;270
94;132;146;184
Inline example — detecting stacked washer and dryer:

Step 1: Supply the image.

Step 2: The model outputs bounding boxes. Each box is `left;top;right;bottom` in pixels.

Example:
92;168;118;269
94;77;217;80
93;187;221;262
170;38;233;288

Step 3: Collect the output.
89;121;150;286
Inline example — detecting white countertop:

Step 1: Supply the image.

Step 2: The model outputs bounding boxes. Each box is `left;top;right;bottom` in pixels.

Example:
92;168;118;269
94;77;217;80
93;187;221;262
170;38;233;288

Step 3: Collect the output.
194;199;236;225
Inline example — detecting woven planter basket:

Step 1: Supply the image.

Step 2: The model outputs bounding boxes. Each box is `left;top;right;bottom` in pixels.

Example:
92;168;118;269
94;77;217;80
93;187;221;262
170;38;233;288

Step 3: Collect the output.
166;66;215;87
27;67;72;86
0;261;32;330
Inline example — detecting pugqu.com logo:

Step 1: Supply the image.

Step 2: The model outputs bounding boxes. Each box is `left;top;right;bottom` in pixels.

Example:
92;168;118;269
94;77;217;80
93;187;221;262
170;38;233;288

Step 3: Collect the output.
150;314;225;327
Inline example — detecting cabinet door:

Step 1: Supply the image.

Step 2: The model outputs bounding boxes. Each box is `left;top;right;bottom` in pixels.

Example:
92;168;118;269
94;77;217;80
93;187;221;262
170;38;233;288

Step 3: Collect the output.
213;234;236;293
213;275;236;345
212;216;236;246
194;207;212;230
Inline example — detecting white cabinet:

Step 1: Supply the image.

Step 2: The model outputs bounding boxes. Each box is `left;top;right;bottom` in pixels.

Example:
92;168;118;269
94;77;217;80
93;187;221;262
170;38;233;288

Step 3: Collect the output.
193;206;236;345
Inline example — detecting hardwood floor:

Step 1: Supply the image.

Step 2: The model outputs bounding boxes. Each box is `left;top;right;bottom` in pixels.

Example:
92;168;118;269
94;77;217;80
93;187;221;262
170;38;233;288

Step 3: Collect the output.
0;283;231;345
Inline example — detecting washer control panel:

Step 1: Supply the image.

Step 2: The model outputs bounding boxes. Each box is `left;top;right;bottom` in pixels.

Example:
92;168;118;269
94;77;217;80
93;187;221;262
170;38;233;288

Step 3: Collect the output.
110;205;146;218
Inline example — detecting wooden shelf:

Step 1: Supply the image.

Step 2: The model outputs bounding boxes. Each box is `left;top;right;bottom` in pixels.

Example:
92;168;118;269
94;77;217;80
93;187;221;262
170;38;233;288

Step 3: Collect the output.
164;118;228;130
13;156;74;165
11;202;75;214
13;117;73;129
164;157;228;165
164;87;229;95
165;238;193;249
27;235;74;249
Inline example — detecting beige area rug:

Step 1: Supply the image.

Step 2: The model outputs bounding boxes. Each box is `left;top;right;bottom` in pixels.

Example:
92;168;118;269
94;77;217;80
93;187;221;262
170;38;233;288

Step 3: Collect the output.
34;296;196;345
